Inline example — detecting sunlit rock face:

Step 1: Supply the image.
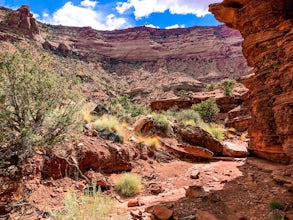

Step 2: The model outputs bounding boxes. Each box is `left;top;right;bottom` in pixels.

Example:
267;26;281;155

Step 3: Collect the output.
210;0;293;163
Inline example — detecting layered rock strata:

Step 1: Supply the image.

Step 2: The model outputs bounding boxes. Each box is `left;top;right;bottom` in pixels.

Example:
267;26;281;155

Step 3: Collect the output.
210;0;293;163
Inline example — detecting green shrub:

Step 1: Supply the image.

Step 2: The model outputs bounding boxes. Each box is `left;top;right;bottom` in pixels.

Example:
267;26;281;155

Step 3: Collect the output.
269;200;285;211
175;109;202;126
0;49;82;157
51;188;114;220
114;173;142;197
221;79;236;97
109;95;149;118
93;115;125;143
94;115;120;132
206;82;218;91
224;85;232;96
200;123;225;140
191;98;220;122
151;112;172;132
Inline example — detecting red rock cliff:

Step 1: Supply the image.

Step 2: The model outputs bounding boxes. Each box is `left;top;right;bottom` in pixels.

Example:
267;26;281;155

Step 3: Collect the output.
210;0;293;163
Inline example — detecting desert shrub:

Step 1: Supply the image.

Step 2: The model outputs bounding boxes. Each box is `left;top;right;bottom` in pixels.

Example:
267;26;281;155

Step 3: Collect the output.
0;49;82;158
93;115;125;143
200;123;225;140
269;200;285;211
136;136;161;149
81;102;96;123
175;109;202;126
109;95;149;118
177;89;190;97
206;82;218;91
151;112;172;132
191;98;220;122
224;85;232;96
220;79;236;96
114;173;142;197
51;188;115;220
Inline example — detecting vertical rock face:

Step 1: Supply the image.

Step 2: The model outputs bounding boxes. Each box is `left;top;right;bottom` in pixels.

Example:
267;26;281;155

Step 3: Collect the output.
210;0;293;163
6;5;39;36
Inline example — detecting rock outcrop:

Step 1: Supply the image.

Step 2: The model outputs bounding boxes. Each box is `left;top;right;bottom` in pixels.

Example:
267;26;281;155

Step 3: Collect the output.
210;0;293;163
5;5;39;36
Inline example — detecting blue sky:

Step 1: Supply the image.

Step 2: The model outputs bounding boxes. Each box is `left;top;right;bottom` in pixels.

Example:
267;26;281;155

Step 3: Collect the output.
1;0;222;30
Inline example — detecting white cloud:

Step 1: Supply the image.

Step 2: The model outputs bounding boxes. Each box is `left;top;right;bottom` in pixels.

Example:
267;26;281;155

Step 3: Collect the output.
42;12;49;18
42;1;130;30
116;0;222;19
80;0;97;9
145;24;160;28
165;24;185;29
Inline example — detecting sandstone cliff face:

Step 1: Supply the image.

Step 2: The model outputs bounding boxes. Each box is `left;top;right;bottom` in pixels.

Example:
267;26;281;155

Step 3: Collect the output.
210;0;293;163
40;23;249;81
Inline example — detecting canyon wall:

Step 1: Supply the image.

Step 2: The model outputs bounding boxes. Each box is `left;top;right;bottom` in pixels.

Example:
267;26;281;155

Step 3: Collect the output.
210;0;293;163
38;23;249;81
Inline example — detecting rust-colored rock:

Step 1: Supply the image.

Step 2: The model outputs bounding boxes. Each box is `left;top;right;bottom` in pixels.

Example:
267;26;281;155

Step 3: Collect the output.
132;115;154;134
6;5;39;36
83;170;111;188
177;126;223;154
210;0;293;163
153;204;173;220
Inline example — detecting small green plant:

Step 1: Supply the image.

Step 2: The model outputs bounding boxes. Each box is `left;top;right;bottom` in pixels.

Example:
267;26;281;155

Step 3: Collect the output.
224;85;232;96
114;173;142;197
220;79;236;96
206;82;218;91
93;115;126;142
191;98;220;122
94;115;120;132
175;109;202;126
269;200;285;211
52;188;115;219
151;112;172;132
109;95;149;118
200;123;225;140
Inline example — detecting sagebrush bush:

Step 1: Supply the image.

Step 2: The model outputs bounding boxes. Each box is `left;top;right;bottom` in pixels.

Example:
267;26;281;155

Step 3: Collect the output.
191;98;220;122
0;49;82;156
114;173;142;197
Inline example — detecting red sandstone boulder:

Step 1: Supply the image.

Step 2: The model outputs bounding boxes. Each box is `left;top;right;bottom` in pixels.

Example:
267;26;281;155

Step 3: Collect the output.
222;140;249;157
153;204;173;220
177;125;223;154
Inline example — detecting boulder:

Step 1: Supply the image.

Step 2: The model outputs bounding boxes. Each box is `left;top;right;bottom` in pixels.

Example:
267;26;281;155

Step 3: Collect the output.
153;204;173;220
177;126;223;154
185;184;206;198
222;140;249;157
132;115;154;134
83;170;111;189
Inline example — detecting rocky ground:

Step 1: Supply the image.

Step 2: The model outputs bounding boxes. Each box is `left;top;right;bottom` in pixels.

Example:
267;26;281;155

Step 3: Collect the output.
5;150;293;220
